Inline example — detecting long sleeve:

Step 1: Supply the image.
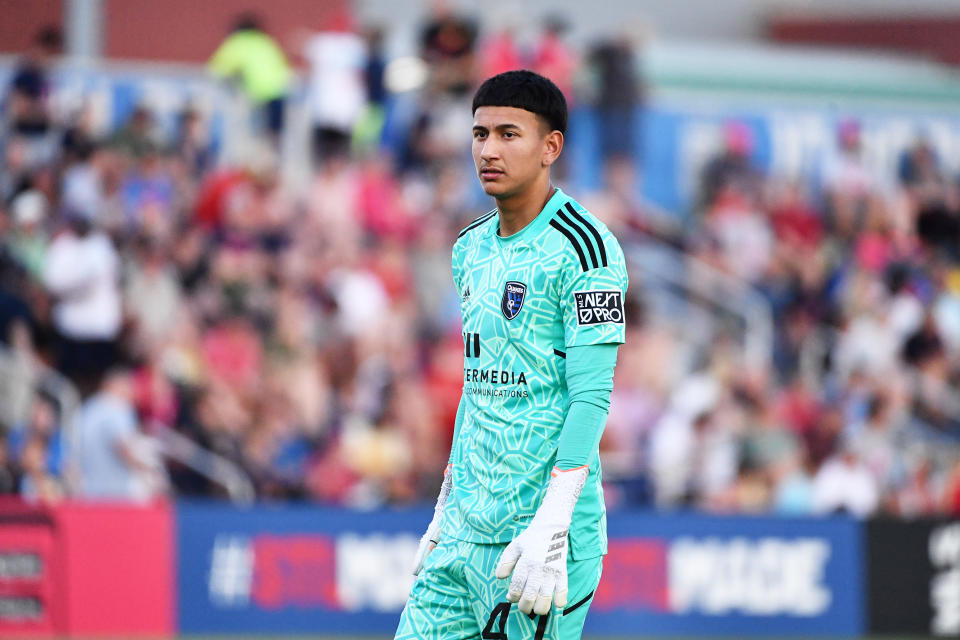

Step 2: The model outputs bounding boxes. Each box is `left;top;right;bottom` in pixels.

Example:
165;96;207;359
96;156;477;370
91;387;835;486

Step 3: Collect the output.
555;343;618;470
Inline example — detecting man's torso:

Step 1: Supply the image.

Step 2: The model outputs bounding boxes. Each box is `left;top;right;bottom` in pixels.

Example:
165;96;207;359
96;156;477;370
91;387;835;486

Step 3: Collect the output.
445;188;627;559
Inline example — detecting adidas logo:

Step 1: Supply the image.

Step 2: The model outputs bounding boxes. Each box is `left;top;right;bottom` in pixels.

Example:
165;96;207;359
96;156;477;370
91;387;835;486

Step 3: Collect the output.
462;286;471;302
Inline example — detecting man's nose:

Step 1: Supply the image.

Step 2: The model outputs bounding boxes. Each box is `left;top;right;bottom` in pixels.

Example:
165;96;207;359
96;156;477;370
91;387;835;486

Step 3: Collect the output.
480;139;499;160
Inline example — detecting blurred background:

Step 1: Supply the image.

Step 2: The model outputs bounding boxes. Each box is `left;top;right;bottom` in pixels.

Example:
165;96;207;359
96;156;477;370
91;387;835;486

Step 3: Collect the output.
0;0;959;637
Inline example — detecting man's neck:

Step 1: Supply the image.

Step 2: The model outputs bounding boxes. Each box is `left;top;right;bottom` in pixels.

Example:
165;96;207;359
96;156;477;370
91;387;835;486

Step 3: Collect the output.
496;182;556;237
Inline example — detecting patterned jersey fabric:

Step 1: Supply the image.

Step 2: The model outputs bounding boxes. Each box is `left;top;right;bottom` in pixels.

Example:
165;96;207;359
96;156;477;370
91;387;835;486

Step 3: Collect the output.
446;187;628;560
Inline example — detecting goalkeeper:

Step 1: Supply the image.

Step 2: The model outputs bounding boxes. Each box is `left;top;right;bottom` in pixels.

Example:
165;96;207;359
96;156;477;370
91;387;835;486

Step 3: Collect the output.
395;70;627;640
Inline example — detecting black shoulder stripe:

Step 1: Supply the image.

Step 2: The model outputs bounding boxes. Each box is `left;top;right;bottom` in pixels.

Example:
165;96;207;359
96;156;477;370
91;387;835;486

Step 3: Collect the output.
565;202;607;267
553;348;566;359
457;210;497;238
549;220;590;272
556;209;599;270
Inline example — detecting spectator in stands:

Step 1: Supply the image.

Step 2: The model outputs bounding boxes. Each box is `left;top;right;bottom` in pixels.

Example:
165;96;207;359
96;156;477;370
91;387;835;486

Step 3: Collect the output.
208;13;292;144
0;436;16;494
588;34;642;166
5;189;49;283
419;1;477;97
352;26;388;154
18;434;61;503
705;181;774;283
892;454;940;517
59;141;105;227
699;120;764;212
530;14;578;181
174;106;216;176
478;15;523;81
739;391;799;481
7;395;64;484
43;209;121;395
402;3;478;172
773;450;817;515
932;266;960;356
110;105;163;159
820;118;888;241
6;25;60;162
299;15;368;163
812;439;879;517
125;235;183;357
0;318;36;433
73;369;166;501
649;372;721;506
532;15;577;103
899;135;948;211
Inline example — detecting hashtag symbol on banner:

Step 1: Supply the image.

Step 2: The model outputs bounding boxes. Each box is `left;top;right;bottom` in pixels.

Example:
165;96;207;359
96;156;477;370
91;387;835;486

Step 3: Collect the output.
208;536;254;607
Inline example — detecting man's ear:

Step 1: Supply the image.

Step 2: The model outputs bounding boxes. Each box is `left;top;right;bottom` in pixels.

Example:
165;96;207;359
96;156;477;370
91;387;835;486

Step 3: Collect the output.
542;130;564;167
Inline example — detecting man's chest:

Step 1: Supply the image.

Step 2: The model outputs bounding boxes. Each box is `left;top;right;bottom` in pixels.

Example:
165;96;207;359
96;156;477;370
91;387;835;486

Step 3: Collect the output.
459;241;564;338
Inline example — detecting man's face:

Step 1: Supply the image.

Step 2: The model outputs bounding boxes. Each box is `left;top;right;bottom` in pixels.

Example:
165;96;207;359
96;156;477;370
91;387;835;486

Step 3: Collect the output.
472;106;556;200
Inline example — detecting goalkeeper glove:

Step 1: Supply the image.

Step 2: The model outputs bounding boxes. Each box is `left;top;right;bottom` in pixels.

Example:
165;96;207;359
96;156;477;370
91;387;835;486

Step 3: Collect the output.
495;465;588;615
413;463;453;575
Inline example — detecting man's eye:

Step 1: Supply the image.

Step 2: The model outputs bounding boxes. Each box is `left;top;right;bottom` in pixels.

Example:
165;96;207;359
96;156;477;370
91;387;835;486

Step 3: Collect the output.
474;131;487;139
503;131;516;138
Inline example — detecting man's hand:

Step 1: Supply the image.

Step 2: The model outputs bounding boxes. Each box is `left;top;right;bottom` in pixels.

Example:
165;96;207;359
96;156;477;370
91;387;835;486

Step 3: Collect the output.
413;464;453;575
494;466;588;615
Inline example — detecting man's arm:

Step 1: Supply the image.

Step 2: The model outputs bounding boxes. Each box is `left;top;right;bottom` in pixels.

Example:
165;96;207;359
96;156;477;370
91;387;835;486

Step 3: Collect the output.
555;343;618;470
497;207;626;614
494;343;618;614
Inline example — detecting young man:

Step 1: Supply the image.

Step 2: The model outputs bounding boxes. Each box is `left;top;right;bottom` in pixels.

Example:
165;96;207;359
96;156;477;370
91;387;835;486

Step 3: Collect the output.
396;70;628;640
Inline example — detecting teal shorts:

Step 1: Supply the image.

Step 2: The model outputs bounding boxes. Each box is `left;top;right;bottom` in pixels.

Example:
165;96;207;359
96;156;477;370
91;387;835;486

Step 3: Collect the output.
395;536;602;640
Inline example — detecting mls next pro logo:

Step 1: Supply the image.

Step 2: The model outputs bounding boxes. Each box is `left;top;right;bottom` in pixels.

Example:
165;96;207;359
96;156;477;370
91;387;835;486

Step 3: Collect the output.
575;290;625;325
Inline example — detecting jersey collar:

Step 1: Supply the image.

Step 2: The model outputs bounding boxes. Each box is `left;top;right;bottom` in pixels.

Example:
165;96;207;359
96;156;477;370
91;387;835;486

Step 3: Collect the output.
493;187;567;245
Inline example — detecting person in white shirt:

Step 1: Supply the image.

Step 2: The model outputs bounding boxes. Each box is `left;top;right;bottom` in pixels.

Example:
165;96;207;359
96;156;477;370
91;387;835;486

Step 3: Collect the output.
43;212;121;394
302;28;367;163
811;439;879;518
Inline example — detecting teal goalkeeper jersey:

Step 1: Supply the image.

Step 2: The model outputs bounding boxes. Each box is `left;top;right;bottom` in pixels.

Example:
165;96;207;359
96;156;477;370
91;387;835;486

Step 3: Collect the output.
445;187;628;560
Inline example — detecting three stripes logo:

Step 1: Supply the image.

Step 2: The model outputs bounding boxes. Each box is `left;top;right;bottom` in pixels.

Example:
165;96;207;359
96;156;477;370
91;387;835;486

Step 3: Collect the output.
458;209;497;238
549;202;608;272
463;332;481;358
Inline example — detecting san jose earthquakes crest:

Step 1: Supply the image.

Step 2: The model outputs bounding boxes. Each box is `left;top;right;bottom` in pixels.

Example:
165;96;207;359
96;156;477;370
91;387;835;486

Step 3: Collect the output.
501;281;526;320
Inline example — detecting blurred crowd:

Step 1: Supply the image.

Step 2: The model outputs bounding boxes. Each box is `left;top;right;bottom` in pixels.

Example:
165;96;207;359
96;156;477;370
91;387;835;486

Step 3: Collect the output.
0;8;958;519
600;119;960;518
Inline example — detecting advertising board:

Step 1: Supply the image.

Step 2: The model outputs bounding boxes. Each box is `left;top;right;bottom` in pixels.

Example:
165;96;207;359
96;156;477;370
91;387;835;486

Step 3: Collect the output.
178;504;864;636
867;518;960;637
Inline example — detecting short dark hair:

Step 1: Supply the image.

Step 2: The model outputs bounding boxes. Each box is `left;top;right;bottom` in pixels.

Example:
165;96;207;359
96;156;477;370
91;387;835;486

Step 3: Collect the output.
472;70;567;134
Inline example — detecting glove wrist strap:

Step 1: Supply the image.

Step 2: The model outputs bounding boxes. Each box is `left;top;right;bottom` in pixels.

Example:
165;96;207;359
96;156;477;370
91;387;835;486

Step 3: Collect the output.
534;466;588;526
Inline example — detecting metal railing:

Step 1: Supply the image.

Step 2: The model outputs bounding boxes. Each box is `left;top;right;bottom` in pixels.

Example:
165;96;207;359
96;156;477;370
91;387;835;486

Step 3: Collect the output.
0;343;256;504
625;232;775;373
153;426;255;505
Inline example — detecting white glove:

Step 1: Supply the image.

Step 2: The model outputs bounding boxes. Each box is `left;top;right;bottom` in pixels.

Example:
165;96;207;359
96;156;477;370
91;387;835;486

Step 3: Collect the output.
495;466;588;615
413;464;453;575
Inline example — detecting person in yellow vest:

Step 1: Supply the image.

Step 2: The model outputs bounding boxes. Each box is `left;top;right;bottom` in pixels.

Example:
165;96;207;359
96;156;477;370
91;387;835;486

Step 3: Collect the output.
208;13;291;143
